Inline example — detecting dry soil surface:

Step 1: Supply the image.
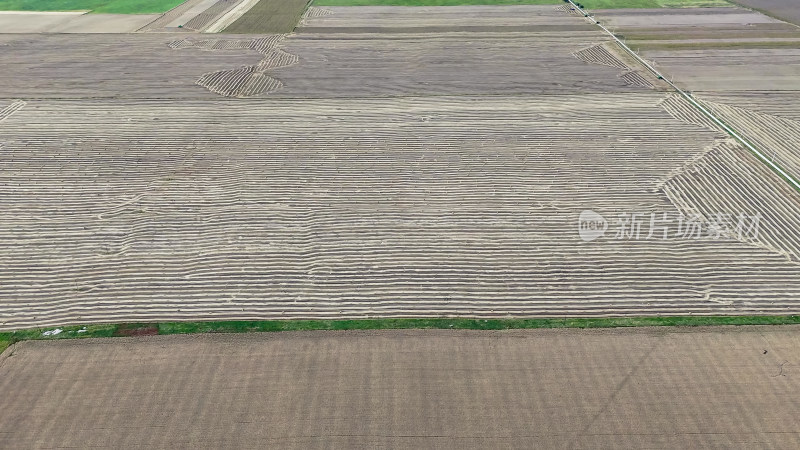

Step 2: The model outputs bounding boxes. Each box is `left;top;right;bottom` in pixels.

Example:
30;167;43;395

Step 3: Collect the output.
1;6;800;329
590;6;800;187
0;11;159;33
1;327;800;448
731;0;800;27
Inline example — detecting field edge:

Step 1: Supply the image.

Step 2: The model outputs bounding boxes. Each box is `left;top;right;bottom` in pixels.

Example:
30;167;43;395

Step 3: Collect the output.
3;315;800;356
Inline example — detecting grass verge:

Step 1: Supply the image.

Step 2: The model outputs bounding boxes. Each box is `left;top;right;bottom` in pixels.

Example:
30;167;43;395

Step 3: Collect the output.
0;335;9;355
0;0;185;14
2;316;800;356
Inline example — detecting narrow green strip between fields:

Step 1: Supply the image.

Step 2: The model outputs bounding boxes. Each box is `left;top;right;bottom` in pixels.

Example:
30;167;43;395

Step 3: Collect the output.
3;316;800;355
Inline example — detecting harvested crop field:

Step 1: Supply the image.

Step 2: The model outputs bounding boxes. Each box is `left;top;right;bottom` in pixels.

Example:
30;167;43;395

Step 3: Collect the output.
0;11;161;33
731;0;800;27
1;5;800;330
3;91;800;329
295;5;596;32
0;34;266;98
3;327;800;447
589;6;800;194
138;0;255;32
222;0;310;33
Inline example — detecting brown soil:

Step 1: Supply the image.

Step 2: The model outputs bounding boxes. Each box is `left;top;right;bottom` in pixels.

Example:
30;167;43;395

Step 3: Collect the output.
2;327;800;448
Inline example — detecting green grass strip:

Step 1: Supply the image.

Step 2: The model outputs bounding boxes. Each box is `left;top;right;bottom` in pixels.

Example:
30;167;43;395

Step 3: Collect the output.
156;316;800;334
2;315;800;357
0;334;10;355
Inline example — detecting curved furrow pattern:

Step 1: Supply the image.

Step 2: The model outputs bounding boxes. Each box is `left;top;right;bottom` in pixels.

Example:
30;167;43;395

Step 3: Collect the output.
197;68;283;97
1;94;800;329
573;43;630;70
573;43;654;91
169;36;297;98
302;6;333;20
697;97;800;184
255;49;300;71
619;70;653;89
182;0;242;31
661;141;800;263
659;94;721;132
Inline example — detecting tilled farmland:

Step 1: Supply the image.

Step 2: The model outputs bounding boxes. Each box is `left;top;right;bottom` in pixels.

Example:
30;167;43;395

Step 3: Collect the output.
1;5;800;330
222;0;310;33
2;92;800;330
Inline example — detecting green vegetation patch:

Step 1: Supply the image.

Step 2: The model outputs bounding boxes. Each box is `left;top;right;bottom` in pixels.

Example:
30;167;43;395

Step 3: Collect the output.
0;0;185;14
2;316;800;357
0;324;117;355
157;316;800;335
0;334;10;355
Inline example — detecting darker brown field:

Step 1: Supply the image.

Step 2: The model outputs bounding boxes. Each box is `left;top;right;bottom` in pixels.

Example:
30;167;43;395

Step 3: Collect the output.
2;327;800;448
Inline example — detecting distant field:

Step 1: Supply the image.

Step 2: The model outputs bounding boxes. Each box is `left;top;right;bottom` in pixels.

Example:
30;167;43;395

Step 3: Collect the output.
581;0;731;8
730;0;800;26
223;0;309;32
314;0;729;7
0;0;184;14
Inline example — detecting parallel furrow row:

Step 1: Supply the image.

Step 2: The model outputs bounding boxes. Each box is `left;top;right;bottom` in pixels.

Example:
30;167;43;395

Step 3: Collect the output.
573;43;630;70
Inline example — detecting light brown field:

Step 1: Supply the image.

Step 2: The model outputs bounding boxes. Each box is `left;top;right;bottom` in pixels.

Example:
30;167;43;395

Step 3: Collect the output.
2;327;800;448
1;6;800;329
590;5;800;199
0;11;161;33
730;0;800;27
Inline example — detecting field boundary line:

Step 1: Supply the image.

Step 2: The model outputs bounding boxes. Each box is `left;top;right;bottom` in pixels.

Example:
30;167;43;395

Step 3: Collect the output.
566;0;800;194
4;316;800;355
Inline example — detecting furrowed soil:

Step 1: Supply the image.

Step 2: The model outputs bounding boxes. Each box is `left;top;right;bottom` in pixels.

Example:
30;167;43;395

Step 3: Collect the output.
1;5;800;330
590;5;800;186
222;0;309;33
